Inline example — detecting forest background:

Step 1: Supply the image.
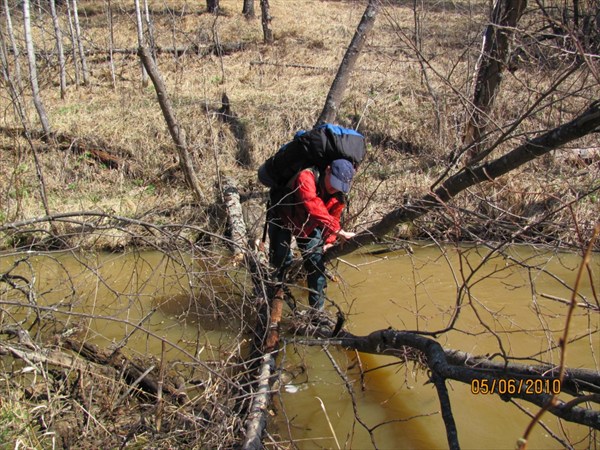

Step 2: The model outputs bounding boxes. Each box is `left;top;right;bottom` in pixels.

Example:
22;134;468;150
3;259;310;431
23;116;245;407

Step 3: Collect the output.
0;0;598;448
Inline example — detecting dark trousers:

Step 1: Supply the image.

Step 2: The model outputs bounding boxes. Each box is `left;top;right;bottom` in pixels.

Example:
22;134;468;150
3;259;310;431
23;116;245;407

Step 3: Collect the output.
268;219;327;310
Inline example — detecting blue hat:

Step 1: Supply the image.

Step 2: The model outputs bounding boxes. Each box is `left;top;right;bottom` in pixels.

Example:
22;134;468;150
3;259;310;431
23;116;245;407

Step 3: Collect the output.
329;159;355;193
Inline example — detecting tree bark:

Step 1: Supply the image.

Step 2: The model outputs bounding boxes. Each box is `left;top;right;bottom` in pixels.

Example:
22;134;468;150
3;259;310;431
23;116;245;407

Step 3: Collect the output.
1;29;53;224
23;0;51;137
219;177;282;450
106;0;116;88
133;0;148;86
241;353;273;450
137;46;204;203
71;0;89;85
207;0;219;14
3;0;24;94
316;0;380;125
49;0;67;99
463;0;527;164
242;0;255;18
222;175;248;261
259;0;273;44
143;0;156;58
66;0;80;86
325;100;600;261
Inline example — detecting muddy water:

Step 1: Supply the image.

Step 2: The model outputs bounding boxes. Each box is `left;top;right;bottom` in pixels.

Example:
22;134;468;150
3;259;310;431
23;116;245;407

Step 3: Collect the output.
277;245;599;449
1;245;598;449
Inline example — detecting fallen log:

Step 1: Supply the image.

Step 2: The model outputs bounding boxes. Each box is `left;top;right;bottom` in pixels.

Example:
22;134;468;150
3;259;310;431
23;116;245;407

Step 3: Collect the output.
23;43;249;59
222;175;248;262
219;176;283;449
0;126;129;170
0;341;116;379
64;338;184;401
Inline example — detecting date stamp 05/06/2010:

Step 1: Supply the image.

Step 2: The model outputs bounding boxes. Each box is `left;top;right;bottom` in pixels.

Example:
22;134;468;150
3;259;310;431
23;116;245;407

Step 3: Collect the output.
471;378;562;395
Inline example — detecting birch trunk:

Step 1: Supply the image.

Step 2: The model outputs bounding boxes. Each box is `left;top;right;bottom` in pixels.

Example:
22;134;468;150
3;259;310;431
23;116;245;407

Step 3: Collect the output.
66;0;80;86
71;0;89;85
22;0;51;137
316;0;379;125
3;18;53;222
49;0;66;98
0;27;29;128
222;176;247;261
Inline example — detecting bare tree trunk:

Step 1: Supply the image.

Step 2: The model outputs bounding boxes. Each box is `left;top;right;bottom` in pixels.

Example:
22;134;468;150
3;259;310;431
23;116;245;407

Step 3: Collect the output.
49;0;66;99
463;0;526;164
325;101;600;260
2;27;53;222
259;0;273;44
207;0;219;14
1;29;30;134
242;0;254;18
137;46;204;202
3;0;24;94
71;0;89;85
143;0;156;58
316;0;380;125
107;0;116;88
66;0;79;86
22;0;51;137
133;0;148;86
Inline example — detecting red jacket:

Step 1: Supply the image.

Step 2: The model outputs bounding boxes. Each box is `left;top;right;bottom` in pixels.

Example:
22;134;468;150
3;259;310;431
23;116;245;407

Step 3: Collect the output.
278;169;345;244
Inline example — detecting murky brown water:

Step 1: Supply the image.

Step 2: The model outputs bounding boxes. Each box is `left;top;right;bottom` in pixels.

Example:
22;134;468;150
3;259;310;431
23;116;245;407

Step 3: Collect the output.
1;244;598;449
277;245;599;449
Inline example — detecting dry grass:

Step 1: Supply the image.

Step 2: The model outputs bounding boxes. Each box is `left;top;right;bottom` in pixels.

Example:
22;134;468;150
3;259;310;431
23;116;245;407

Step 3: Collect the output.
0;1;598;446
0;0;598;248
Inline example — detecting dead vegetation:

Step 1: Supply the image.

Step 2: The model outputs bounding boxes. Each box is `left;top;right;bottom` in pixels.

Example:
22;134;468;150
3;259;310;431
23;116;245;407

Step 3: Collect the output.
0;0;599;448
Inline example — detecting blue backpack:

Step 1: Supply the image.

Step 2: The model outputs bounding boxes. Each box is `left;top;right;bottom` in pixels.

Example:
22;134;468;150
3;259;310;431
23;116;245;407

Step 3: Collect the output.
258;123;366;189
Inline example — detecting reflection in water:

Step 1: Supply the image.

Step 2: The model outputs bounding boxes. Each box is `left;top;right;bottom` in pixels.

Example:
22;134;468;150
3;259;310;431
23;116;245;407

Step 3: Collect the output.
0;245;598;449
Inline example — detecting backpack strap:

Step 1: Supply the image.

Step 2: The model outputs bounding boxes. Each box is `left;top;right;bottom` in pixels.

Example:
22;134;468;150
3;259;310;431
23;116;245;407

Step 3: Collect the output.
285;166;320;190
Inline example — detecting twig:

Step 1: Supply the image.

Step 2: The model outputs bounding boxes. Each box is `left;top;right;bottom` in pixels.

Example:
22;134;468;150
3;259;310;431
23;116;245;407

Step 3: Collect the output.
519;223;599;449
114;365;156;407
315;396;341;450
334;257;360;270
323;346;375;447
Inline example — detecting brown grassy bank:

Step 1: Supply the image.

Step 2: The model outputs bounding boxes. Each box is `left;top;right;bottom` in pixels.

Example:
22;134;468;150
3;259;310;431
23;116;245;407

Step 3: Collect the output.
0;0;598;252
